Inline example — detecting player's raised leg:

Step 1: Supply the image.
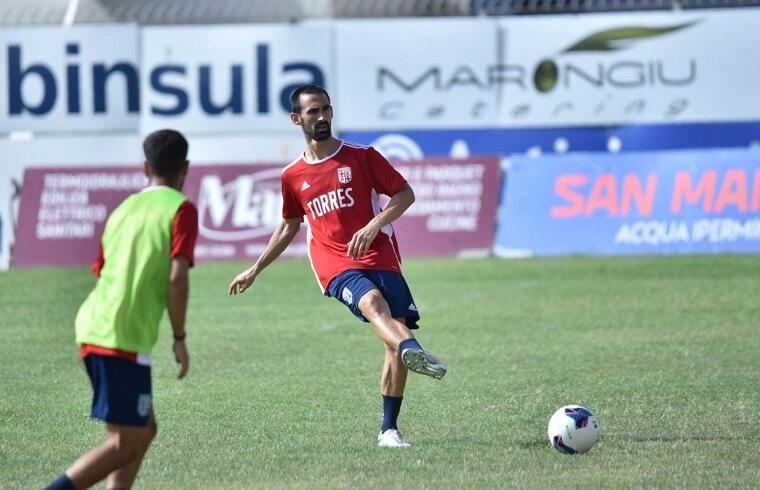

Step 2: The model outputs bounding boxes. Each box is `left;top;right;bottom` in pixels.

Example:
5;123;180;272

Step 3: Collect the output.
358;289;410;349
358;289;447;380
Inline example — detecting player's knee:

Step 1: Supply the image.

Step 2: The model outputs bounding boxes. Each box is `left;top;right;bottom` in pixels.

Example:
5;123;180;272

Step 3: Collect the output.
111;423;158;464
108;431;144;463
359;290;388;318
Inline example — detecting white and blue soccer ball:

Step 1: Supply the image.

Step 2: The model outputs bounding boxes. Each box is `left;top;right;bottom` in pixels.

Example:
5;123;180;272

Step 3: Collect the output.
547;405;599;454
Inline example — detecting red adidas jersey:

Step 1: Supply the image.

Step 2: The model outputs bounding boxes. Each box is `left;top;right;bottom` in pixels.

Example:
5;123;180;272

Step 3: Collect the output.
281;141;407;293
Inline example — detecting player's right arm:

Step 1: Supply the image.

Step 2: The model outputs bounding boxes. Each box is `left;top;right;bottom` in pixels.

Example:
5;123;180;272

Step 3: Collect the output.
228;217;301;296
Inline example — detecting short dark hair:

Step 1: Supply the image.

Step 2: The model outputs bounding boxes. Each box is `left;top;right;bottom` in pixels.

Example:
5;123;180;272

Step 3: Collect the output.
143;129;189;177
290;85;330;114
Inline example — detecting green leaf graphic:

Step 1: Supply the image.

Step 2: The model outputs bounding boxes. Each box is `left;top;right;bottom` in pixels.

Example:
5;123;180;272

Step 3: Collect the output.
563;22;699;53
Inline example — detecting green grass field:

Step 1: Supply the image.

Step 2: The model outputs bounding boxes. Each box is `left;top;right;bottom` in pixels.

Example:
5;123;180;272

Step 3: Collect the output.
1;255;759;489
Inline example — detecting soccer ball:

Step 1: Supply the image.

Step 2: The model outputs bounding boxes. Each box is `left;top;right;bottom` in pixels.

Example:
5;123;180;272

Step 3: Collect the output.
547;405;599;454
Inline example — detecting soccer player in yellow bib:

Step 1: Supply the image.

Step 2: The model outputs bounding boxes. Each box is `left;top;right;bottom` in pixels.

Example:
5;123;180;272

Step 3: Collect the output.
46;130;199;490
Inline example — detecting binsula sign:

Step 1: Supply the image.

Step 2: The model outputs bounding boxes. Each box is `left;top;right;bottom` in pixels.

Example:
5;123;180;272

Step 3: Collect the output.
0;24;330;134
140;25;330;133
13;157;501;267
0;25;140;132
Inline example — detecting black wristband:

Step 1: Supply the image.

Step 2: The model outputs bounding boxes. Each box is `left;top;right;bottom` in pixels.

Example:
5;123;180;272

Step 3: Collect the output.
173;332;186;341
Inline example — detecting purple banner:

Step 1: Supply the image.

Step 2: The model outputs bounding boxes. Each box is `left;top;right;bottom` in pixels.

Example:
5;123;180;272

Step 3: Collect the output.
392;157;502;256
14;168;147;267
185;158;501;259
185;164;309;261
14;157;501;267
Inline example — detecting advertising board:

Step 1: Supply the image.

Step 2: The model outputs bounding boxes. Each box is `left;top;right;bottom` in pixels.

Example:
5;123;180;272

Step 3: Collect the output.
13;157;501;267
0;25;140;133
495;148;760;256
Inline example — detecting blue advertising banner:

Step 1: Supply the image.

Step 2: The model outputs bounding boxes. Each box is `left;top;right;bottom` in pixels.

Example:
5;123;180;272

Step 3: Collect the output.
342;122;760;160
611;122;760;153
341;128;607;159
495;148;760;256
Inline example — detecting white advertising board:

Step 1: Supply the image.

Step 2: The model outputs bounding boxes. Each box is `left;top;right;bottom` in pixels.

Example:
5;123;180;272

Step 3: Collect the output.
335;18;500;130
498;9;760;127
141;23;333;134
0;25;140;133
0;175;10;270
1;11;759;134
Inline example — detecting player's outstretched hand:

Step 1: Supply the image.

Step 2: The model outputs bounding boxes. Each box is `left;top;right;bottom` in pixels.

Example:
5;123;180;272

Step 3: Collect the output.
173;339;189;379
229;269;256;295
347;223;381;259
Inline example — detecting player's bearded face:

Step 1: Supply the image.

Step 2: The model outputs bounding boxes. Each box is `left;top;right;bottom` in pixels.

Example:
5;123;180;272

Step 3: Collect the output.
294;94;333;141
310;120;331;141
301;116;332;141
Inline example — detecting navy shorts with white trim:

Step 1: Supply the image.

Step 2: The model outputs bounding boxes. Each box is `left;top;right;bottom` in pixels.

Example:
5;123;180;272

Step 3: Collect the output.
327;269;420;329
84;354;152;427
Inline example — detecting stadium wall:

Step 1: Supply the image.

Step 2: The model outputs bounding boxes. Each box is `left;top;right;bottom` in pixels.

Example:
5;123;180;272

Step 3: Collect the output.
2;9;760;268
2;10;759;134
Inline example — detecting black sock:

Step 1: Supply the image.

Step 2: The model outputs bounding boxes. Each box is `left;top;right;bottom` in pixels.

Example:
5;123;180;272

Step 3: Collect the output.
381;394;404;432
46;474;75;490
398;337;422;354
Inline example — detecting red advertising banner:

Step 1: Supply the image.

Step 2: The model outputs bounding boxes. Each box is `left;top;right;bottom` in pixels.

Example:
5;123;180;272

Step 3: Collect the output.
185;164;308;261
14;168;147;267
391;157;502;256
14;157;501;267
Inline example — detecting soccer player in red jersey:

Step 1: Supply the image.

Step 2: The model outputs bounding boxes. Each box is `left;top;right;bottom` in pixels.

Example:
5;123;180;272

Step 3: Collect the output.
229;85;447;448
46;130;198;489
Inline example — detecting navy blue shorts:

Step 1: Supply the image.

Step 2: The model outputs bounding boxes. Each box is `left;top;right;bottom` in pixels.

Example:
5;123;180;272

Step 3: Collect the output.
84;354;152;427
327;269;420;329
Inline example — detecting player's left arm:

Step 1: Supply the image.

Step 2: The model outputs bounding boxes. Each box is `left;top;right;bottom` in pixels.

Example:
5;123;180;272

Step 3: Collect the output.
168;201;198;379
347;182;414;259
168;256;190;379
